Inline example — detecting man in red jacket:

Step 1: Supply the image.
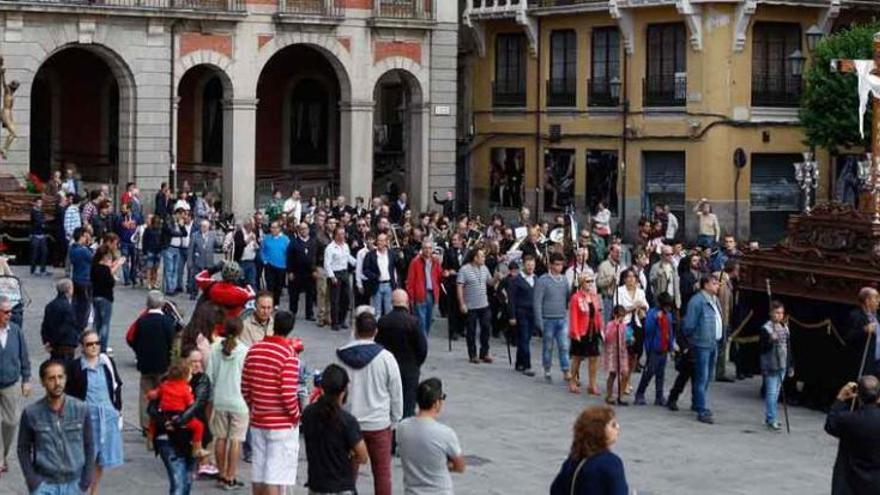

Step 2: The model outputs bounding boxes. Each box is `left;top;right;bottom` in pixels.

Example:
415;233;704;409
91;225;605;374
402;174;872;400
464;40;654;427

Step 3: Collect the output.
406;240;442;335
195;261;255;319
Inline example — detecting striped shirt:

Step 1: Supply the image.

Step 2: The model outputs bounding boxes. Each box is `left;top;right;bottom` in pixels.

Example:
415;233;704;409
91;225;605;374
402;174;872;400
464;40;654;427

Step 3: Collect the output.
241;335;300;429
456;263;491;309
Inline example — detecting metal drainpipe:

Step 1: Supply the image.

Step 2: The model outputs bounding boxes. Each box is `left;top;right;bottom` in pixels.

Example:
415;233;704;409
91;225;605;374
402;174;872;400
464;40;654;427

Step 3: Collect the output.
620;45;628;240
534;16;542;220
169;20;179;193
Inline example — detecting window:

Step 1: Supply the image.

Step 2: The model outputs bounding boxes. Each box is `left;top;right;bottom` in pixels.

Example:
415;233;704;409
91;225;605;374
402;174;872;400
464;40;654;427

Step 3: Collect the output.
548;30;577;107
586;150;618;214
644;23;687;107
643;151;685;227
544;149;575;212
494;34;526;107
752;22;802;107
589;27;620;106
750;153;801;244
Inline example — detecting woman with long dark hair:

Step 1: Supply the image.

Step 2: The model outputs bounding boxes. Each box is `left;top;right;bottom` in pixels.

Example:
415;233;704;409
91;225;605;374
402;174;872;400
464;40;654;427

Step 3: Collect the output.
301;364;368;494
550;406;628;495
177;300;224;365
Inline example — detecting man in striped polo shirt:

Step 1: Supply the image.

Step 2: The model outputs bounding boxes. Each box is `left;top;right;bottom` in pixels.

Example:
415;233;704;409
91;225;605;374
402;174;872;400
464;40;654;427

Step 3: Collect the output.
241;311;301;494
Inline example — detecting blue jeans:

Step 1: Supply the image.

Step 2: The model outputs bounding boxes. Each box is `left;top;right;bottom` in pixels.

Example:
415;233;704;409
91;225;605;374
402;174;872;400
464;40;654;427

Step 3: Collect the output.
156;438;195;495
764;369;786;424
120;242;134;284
413;292;434;335
602;296;614;327
697;234;715;249
240;260;256;289
162;248;180;294
542;318;570;373
636;350;668;403
692;345;718;417
93;297;113;352
176;249;187;293
32;480;81;495
30;234;48;274
515;310;535;370
371;282;393;317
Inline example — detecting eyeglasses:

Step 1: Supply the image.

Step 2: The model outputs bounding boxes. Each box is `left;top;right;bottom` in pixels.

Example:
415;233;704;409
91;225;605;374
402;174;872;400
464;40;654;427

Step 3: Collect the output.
83;341;100;347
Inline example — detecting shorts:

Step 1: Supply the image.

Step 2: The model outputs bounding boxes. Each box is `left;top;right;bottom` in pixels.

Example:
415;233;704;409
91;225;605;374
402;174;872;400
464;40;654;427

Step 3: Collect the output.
250;426;299;486
210;410;249;442
144;252;161;268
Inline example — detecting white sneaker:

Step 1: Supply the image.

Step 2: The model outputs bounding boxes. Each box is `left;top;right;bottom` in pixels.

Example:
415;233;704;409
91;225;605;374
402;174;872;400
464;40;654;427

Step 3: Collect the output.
106;347;114;357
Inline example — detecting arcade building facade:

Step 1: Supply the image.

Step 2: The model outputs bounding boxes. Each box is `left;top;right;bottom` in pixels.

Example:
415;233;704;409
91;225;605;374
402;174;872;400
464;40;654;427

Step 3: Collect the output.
1;0;457;218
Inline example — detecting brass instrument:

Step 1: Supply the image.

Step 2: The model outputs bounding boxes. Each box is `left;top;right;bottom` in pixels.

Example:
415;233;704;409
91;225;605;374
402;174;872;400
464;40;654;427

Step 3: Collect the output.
390;224;402;250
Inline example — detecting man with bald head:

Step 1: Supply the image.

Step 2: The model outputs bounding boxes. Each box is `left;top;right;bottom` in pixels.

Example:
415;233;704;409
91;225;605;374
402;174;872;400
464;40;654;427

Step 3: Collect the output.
376;290;427;418
847;287;880;379
825;376;880;494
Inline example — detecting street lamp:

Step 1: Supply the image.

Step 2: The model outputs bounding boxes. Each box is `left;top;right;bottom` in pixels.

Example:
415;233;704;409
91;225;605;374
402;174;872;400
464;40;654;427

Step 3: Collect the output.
788;49;806;77
793;151;819;214
858;152;873;188
609;76;621;104
806;25;824;52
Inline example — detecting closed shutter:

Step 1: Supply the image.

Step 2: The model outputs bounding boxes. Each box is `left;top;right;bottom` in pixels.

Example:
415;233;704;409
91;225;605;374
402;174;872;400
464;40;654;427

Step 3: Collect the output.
750;153;800;244
643;151;686;225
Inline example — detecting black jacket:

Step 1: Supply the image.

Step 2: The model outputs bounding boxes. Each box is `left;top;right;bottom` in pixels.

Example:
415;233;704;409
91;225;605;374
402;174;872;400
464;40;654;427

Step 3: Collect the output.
433;193;455;219
362;249;399;296
826;400;880;495
65;356;123;411
847;309;879;378
507;273;535;316
375;307;427;373
389;201;408;225
128;312;176;375
41;295;81;348
287;236;317;276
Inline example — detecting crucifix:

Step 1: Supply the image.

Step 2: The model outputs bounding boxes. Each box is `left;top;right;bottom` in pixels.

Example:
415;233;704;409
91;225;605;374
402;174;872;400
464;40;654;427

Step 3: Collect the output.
832;32;880;221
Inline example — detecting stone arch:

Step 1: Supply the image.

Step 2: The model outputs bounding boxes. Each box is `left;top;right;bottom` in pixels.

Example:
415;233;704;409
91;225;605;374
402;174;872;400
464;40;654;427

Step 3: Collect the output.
253;32;353;101
369;56;429;102
28;42;137;191
174;51;234;98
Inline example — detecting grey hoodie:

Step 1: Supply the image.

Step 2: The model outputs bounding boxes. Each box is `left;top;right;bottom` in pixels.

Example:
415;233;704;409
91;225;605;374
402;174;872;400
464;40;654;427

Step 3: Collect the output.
534;273;570;323
336;339;403;431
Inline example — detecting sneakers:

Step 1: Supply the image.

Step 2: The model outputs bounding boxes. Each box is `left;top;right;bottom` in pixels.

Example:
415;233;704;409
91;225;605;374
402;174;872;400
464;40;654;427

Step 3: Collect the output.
522;369;536;377
543;371;552;383
697;414;715;424
766;421;782;432
633;396;647;406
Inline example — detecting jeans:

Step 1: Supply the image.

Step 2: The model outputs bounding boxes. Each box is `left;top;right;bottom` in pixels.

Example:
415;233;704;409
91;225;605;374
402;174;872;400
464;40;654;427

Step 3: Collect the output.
120;242;134;284
32;481;81;495
515;310;535;370
413;292;434;335
602;296;614;327
371;282;393;317
162;248;180;294
241;260;257;289
692;345;718;417
465;306;492;360
72;282;91;331
30;234;48;274
636;350;668;403
176;249;187;293
764;369;786;424
542;318;570;373
697;234;715;249
93;297;113;352
156;437;195;495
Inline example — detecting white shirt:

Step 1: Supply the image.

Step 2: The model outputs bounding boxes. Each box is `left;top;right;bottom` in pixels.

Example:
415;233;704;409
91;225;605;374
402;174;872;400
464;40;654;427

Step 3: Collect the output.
616;285;648;325
522;273;535;288
0;324;8;349
356;247;370;289
283;198;302;223
376;249;391;282
666;212;679;240
324;241;356;277
706;293;723;341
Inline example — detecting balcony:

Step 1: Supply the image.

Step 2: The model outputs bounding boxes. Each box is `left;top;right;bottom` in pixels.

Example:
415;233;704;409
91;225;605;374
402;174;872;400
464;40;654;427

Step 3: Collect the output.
527;0;608;13
642;73;687;108
471;0;522;8
369;0;435;29
587;78;619;107
492;81;526;108
276;0;344;24
751;73;802;108
0;0;246;16
546;78;576;108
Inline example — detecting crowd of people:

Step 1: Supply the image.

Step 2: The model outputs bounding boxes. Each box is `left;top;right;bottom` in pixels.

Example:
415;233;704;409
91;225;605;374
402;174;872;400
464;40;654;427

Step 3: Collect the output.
3;171;879;494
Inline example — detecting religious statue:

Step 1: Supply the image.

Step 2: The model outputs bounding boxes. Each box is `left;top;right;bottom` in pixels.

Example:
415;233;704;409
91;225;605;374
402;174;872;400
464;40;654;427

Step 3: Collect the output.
0;57;19;160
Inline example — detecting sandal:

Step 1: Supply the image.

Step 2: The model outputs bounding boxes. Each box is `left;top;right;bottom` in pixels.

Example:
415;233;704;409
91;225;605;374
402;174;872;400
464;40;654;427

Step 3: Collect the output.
568;383;581;394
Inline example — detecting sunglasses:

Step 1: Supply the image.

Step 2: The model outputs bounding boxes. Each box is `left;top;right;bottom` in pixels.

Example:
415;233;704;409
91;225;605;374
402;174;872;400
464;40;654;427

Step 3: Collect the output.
83;341;100;347
441;393;447;401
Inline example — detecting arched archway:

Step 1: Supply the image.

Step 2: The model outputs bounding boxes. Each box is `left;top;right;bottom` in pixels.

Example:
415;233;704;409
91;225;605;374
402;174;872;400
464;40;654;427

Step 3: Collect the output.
256;44;348;204
176;64;233;195
372;69;424;203
30;44;135;193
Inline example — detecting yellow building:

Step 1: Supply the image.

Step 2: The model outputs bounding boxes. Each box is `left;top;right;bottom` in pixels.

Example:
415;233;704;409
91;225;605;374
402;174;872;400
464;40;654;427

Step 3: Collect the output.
460;0;874;244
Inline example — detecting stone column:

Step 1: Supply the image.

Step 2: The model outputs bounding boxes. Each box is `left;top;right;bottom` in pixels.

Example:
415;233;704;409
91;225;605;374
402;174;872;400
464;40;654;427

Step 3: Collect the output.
222;98;257;220
339;100;373;201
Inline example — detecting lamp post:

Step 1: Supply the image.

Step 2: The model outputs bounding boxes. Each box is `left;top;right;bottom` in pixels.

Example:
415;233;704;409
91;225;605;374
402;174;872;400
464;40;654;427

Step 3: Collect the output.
793;151;819;214
806;25;824;52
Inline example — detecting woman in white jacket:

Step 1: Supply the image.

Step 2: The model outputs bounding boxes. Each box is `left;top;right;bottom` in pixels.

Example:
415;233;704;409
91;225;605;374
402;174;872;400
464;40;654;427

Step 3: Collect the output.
616;268;649;395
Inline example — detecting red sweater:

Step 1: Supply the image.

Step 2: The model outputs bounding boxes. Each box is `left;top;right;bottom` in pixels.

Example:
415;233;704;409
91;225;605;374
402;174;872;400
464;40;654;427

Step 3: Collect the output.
406;255;442;304
241;335;300;429
155;379;194;412
196;269;255;319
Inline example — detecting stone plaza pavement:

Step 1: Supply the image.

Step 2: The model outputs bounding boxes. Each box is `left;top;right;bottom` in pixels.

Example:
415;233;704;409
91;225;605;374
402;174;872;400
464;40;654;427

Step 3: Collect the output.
0;271;837;495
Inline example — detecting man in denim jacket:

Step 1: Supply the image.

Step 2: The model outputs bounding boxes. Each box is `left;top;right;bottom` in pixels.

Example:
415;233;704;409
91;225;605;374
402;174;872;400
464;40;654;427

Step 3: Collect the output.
17;360;94;494
683;274;723;424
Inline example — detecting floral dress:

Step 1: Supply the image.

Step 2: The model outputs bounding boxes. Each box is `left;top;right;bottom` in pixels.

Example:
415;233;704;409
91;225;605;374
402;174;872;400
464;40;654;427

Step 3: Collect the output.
603;319;629;374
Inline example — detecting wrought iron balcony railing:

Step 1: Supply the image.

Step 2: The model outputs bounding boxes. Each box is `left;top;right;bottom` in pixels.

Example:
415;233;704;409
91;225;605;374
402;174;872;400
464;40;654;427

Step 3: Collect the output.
278;0;344;17
587;78;619;107
3;0;245;13
546;78;576;108
471;0;521;8
751;73;802;108
492;81;527;108
373;0;434;20
642;73;687;107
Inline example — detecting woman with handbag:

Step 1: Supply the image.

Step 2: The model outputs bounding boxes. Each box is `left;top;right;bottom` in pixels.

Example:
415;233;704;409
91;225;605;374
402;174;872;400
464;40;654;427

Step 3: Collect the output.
550;406;629;495
568;274;604;395
616;268;649;396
